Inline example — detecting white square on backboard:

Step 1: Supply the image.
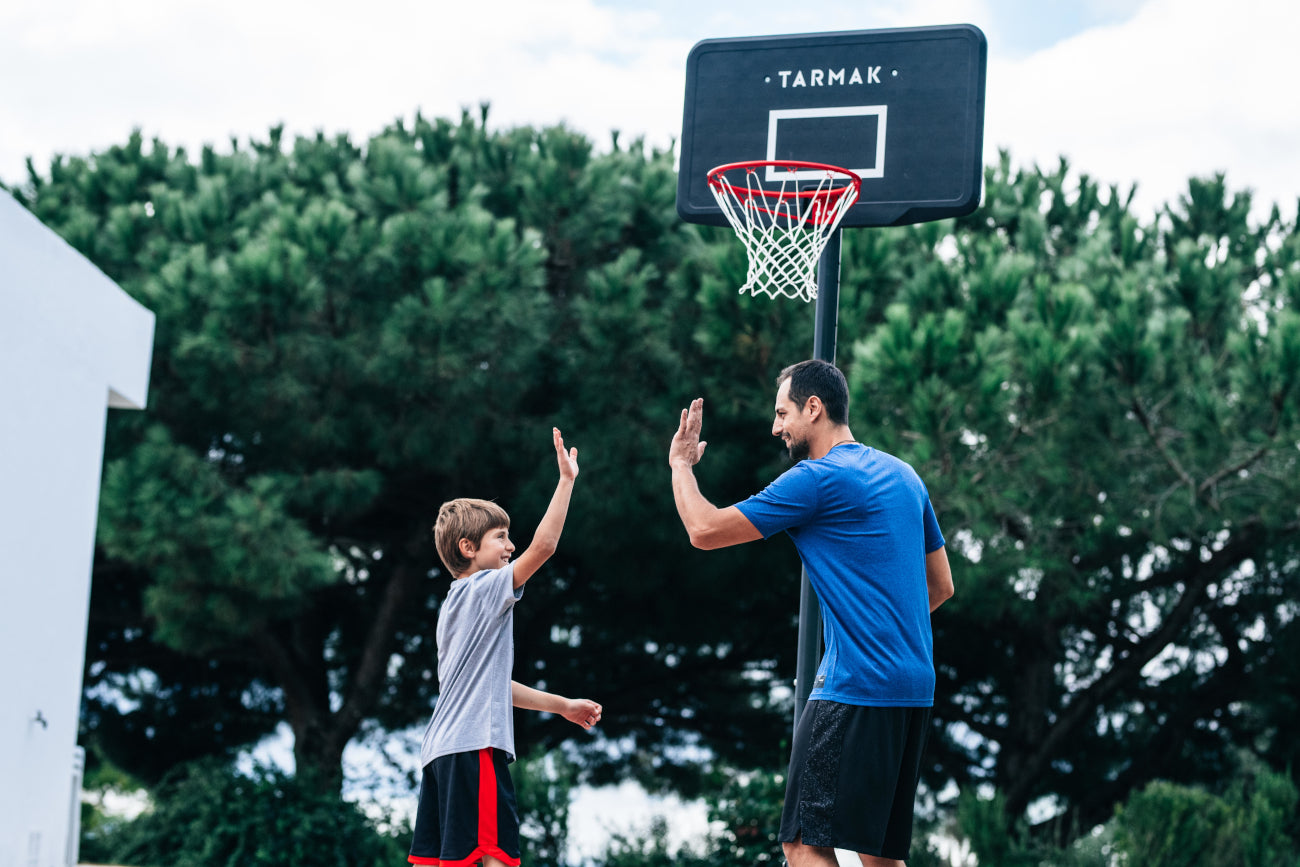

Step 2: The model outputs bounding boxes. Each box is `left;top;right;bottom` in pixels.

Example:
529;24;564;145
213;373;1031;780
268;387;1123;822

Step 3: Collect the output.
765;105;888;181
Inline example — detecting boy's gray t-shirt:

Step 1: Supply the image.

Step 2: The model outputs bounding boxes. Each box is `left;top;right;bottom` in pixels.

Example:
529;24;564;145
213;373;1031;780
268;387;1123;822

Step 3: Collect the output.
419;563;524;767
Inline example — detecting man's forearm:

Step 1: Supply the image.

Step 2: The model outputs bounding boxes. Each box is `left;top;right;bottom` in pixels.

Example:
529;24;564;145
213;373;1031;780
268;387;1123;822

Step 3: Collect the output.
671;464;762;550
671;462;720;542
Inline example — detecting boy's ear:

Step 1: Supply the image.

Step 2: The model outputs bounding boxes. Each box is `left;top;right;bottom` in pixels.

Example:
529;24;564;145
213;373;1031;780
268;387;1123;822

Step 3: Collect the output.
458;538;477;559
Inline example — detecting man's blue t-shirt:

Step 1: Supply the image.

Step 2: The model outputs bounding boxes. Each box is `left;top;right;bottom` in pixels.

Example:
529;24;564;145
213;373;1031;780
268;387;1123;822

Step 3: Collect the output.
736;444;945;707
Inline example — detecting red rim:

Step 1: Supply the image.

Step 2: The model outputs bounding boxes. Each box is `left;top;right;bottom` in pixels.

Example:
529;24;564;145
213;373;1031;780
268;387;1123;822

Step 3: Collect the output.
708;160;860;225
707;160;861;195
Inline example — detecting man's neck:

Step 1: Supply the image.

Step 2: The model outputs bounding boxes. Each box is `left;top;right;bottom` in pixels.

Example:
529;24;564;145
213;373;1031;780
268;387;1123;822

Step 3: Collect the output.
808;425;856;460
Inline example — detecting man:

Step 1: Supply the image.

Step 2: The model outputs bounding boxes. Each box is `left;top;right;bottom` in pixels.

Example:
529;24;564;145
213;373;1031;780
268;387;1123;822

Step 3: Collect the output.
668;360;953;867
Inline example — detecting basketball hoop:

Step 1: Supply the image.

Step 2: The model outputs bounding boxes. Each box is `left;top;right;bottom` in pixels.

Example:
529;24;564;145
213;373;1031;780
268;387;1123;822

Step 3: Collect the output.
707;160;861;302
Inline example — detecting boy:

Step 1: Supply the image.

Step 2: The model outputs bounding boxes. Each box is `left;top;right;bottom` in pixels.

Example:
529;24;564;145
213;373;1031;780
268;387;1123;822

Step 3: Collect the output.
409;427;602;867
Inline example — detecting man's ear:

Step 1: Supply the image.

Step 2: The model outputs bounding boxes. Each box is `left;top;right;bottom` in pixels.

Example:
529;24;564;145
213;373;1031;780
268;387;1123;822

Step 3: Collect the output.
805;394;825;423
458;538;477;559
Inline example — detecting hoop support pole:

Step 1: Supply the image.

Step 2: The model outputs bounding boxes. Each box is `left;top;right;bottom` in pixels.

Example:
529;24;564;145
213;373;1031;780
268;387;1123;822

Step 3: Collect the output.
793;227;842;734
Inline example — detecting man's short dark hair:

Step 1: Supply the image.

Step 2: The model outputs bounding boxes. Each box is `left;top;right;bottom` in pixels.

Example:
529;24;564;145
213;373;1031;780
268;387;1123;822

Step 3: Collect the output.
778;360;850;425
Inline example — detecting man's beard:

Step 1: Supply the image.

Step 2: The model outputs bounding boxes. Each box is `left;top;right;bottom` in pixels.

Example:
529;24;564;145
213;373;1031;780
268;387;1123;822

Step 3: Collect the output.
786;435;811;462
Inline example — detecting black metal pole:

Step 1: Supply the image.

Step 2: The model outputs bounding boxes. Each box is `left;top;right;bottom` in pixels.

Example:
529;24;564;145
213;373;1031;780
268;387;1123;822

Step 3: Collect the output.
793;227;842;734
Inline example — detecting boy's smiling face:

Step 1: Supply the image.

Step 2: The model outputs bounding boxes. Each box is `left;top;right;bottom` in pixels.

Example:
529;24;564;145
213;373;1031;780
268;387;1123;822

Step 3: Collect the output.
460;526;515;576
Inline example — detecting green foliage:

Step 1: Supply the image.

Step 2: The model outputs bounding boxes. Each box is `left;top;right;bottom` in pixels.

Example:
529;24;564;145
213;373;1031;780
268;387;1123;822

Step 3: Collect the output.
955;788;1114;867
956;789;1045;867
701;767;786;866
1112;761;1299;867
16;115;1300;849
591;766;786;867
97;425;336;652
78;757;149;867
83;759;405;867
598;816;710;867
514;749;579;867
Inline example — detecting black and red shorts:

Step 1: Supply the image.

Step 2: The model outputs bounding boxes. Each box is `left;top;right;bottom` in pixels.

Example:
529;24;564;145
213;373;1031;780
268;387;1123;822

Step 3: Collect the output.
779;700;932;860
409;747;521;867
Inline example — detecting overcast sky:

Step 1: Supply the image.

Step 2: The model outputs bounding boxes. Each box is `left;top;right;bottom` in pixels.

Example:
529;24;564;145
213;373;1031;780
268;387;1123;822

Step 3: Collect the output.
2;0;1297;221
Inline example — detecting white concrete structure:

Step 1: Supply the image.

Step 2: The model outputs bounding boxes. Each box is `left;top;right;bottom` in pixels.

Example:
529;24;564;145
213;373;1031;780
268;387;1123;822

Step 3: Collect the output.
1;189;154;867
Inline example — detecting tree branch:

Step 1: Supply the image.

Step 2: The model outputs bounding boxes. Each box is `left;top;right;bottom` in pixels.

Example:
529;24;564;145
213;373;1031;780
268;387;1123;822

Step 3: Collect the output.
1130;395;1196;494
1003;520;1264;813
1198;443;1270;496
331;535;430;757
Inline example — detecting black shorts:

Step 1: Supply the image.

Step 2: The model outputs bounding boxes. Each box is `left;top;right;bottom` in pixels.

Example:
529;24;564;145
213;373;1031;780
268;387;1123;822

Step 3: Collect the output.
779;700;932;860
409;748;521;867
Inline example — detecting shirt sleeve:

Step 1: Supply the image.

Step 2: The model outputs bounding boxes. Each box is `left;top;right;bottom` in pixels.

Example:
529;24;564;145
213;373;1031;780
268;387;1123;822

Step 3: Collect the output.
471;564;524;617
734;463;821;539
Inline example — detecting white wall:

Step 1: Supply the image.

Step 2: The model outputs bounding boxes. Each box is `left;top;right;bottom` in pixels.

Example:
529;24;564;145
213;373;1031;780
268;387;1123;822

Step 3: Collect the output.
0;190;154;867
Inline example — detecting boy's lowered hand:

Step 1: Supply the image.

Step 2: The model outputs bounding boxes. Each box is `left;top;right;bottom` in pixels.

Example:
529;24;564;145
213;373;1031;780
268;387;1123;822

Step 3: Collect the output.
562;698;603;731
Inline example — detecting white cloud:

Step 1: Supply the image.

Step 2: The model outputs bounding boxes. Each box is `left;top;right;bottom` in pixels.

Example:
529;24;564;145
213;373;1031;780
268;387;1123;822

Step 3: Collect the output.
5;0;1292;220
987;0;1300;218
0;0;993;176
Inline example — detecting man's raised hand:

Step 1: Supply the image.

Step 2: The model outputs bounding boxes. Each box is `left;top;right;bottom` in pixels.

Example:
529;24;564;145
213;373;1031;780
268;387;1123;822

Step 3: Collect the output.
669;397;708;469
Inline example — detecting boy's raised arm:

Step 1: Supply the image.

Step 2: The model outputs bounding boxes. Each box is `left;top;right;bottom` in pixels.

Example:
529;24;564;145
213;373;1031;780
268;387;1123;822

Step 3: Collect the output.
510;427;579;588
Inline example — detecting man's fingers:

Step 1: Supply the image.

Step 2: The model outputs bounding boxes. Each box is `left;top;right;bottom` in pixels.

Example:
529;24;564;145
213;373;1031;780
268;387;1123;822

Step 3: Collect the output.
685;398;704;432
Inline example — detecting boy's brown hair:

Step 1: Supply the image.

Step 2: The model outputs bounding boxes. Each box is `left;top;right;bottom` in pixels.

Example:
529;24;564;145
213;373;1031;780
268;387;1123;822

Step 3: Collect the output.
434;498;511;577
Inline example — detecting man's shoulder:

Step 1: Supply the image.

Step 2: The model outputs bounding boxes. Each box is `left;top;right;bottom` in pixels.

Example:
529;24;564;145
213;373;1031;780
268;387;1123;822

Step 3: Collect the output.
842;446;917;477
763;459;820;493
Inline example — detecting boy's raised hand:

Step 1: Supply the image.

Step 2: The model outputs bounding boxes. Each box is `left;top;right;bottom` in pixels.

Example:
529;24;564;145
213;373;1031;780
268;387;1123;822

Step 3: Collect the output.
554;427;579;481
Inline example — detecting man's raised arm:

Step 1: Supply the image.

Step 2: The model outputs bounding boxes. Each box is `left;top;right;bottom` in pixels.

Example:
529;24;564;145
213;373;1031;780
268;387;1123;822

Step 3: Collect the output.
669;398;762;550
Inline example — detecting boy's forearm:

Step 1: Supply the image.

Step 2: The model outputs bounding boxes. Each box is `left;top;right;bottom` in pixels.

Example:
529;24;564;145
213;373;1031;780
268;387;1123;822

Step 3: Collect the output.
510;476;575;587
530;477;575;556
514;680;603;730
511;680;567;713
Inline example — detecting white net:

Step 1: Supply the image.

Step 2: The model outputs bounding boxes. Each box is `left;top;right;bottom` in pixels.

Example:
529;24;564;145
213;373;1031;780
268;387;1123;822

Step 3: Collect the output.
708;162;860;302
